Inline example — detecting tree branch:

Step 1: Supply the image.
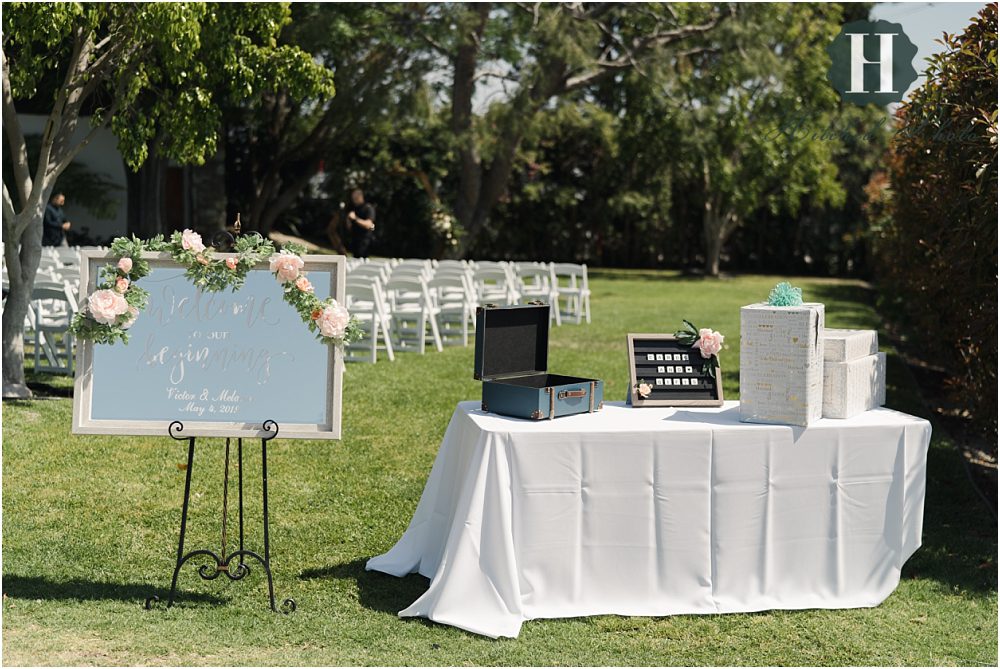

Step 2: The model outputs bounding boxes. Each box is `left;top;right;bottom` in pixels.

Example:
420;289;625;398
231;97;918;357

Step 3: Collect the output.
564;5;734;91
1;182;16;225
1;48;32;210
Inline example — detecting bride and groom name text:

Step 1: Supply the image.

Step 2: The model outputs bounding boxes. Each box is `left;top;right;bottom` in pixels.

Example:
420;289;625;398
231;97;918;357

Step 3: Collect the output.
167;387;244;417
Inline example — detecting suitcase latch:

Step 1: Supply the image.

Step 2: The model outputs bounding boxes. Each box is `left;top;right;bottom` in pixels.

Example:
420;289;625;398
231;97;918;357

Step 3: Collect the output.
558;388;587;400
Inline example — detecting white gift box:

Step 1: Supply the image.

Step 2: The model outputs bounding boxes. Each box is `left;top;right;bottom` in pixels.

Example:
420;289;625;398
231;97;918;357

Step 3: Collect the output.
739;303;825;427
823;329;878;363
823;352;887;418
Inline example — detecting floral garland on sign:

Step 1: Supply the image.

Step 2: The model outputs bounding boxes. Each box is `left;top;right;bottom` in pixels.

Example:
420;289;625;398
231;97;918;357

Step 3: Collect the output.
69;230;363;347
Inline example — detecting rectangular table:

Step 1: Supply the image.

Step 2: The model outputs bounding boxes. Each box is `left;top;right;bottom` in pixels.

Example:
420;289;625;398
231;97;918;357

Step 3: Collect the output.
366;401;930;638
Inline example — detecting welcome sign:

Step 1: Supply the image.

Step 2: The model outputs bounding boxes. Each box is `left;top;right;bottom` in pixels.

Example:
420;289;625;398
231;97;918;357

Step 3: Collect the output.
72;251;345;439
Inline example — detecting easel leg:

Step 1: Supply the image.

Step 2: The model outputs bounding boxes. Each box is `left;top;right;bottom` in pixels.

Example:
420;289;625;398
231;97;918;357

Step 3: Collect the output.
238;438;246;574
168;437;196;607
145;436;196;610
261;436;277;612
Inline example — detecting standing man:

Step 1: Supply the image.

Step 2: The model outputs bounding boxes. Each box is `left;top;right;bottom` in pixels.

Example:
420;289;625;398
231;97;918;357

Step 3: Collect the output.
346;188;376;258
43;192;71;246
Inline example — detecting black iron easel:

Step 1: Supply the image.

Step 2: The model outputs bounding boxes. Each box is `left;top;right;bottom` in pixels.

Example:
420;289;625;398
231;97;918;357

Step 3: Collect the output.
144;420;295;614
144;217;294;614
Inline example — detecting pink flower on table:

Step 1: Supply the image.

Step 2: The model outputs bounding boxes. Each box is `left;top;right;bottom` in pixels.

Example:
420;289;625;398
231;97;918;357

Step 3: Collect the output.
268;250;305;283
115;277;129;293
195;254;210;266
295;276;314;293
695;328;724;359
122;306;139;330
225;257;238;270
117;257;133;274
637;382;653;399
181;229;205;253
88;289;129;325
315;301;350;339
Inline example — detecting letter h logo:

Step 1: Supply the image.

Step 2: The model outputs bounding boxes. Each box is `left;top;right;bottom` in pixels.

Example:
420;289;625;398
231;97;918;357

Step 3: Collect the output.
827;19;918;106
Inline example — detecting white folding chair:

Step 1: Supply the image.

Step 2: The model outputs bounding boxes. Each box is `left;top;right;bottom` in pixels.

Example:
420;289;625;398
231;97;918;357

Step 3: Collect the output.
473;266;519;306
551;262;591;324
428;274;474;347
30;282;77;375
384;276;443;354
344;277;395;363
516;263;561;326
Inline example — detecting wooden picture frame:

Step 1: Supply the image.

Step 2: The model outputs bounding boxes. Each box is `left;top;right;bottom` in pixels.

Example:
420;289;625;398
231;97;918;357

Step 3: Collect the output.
626;333;724;407
72;250;346;440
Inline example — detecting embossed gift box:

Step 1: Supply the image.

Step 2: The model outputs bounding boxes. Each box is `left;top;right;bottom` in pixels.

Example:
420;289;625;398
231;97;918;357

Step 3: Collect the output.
739;302;825;427
822;329;886;419
474;304;603;420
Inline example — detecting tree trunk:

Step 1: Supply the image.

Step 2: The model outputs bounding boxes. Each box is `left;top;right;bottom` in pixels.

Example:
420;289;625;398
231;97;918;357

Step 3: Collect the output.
2;203;46;398
126;155;166;238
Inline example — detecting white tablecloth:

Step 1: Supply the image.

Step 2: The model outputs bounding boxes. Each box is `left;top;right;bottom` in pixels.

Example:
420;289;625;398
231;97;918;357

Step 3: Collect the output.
366;401;930;638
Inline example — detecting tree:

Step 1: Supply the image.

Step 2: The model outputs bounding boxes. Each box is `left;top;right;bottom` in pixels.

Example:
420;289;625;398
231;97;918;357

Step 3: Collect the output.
223;3;430;236
668;3;848;275
403;2;733;255
2;2;334;397
874;4;997;435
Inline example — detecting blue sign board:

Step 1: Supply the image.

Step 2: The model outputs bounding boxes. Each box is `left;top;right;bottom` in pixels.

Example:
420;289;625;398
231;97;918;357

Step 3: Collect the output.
73;252;345;439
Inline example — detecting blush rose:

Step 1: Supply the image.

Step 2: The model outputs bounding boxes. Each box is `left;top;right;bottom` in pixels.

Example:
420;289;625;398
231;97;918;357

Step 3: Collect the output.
315;301;350;339
695;328;724;358
117;257;133;274
88;289;130;325
181;229;205;253
269;250;305;283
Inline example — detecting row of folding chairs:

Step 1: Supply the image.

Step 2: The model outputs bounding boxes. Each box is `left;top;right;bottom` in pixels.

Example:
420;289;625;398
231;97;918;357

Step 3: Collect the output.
342;258;591;364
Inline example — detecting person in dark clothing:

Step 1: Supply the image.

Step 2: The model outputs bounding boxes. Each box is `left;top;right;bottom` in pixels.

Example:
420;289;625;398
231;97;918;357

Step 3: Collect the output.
346;188;376;258
42;192;71;246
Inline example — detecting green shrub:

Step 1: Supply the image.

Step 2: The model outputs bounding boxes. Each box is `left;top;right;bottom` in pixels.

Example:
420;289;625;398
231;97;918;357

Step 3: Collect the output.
873;4;998;435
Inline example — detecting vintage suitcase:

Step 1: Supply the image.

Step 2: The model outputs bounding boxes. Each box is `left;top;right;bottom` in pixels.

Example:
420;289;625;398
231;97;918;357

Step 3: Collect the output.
474;303;604;420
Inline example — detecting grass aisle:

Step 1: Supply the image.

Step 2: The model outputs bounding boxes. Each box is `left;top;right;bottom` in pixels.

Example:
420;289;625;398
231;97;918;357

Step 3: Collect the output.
2;272;996;666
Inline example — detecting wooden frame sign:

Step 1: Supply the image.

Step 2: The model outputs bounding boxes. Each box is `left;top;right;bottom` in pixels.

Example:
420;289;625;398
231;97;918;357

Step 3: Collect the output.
72;250;346;440
627;333;724;407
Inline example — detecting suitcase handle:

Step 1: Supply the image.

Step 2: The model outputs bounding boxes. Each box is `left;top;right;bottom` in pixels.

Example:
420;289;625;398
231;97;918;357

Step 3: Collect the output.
558;388;587;400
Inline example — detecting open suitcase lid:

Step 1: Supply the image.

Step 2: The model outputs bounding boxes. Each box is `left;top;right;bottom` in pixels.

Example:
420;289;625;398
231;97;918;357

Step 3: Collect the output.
473;303;550;381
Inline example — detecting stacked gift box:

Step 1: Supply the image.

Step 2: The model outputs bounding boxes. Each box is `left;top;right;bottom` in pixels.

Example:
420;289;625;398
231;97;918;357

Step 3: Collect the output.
738;284;887;426
822;329;886;419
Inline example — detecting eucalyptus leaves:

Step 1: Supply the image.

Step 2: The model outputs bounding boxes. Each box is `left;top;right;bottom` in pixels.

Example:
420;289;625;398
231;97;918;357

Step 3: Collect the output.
69;231;362;347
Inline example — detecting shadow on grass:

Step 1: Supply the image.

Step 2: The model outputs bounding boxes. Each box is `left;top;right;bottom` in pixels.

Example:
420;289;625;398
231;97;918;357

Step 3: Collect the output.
2;574;224;605
300;559;431;616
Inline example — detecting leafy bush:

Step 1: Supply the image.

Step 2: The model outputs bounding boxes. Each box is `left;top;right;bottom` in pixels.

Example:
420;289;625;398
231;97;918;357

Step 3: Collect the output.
873;5;998;435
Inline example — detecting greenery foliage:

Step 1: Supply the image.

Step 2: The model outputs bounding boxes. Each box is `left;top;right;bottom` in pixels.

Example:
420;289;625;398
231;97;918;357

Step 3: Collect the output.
872;4;998;436
69;234;362;347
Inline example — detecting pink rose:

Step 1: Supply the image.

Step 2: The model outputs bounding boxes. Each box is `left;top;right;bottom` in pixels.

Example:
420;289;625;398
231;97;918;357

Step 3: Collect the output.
268;250;305;283
117;257;133;274
295;276;314;293
225;257;238;270
122;306;139;330
115;277;129;293
88;289;129;325
196;254;210;266
315;301;350;339
181;229;205;253
695;328;724;359
637;382;653;399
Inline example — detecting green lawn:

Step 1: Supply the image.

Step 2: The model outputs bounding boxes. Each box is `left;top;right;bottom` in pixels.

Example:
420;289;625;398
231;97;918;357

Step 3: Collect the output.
3;271;996;666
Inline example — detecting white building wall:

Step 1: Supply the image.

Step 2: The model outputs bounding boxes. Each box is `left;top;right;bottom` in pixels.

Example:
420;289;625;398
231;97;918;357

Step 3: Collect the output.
18;113;129;241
